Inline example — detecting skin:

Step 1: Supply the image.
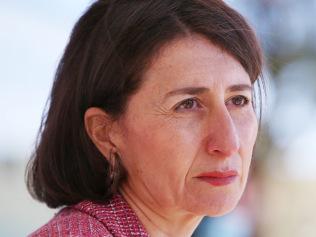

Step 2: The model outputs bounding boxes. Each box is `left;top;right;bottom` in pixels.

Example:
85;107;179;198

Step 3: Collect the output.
85;35;258;237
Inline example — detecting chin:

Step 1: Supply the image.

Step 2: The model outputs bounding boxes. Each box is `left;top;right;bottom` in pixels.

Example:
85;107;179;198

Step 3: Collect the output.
205;201;239;217
203;199;240;217
185;190;243;217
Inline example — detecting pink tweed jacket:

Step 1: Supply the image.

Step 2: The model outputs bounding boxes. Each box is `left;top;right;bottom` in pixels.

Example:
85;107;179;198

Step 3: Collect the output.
29;194;149;237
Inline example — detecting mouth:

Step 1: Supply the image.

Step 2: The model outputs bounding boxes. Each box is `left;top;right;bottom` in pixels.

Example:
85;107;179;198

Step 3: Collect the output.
196;170;238;186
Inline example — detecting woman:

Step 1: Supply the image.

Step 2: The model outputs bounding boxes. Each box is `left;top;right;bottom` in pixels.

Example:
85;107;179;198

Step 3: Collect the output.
26;0;263;236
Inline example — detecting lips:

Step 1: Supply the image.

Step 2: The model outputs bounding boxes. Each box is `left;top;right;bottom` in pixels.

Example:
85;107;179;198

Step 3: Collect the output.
196;170;238;186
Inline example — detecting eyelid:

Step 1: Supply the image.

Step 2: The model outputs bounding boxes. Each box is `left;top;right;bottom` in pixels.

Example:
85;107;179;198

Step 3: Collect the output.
225;94;251;106
172;94;251;112
174;97;203;111
226;92;252;101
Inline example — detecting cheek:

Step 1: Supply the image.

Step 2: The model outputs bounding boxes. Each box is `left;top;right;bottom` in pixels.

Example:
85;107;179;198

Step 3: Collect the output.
235;110;258;182
235;109;258;151
120;116;200;192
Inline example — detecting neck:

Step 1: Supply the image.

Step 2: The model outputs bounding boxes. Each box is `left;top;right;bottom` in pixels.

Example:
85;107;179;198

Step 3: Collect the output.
120;185;203;237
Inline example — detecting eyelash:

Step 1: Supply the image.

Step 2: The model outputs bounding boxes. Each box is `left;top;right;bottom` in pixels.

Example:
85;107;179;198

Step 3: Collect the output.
175;98;202;111
226;95;250;107
174;95;250;112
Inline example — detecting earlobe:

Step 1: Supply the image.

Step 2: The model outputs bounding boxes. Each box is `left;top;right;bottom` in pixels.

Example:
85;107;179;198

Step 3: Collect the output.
84;107;116;160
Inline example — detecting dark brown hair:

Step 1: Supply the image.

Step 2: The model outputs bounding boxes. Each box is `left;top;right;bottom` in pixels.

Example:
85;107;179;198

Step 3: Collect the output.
26;0;263;208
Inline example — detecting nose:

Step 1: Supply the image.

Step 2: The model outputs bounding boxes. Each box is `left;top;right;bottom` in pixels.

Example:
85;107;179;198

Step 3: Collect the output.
205;106;240;158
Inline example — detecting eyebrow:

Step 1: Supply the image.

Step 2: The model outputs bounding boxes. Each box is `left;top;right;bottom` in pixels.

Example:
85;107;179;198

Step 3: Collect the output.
164;87;209;98
227;84;252;92
164;84;252;99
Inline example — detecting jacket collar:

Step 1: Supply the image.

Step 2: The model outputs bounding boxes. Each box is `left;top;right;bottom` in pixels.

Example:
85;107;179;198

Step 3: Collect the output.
74;194;149;236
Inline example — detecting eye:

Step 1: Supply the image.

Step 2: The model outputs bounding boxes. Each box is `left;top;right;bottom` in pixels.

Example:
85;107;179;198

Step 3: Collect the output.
175;98;202;111
226;95;250;107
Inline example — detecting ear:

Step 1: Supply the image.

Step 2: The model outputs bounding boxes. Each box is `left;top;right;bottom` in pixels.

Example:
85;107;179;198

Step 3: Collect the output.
84;107;119;161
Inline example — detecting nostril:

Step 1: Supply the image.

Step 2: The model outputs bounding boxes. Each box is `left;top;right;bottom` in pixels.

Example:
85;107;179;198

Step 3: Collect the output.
204;106;240;157
205;127;240;158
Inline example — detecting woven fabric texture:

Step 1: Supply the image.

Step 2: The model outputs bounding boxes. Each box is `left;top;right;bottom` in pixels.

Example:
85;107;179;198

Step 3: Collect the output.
29;194;149;237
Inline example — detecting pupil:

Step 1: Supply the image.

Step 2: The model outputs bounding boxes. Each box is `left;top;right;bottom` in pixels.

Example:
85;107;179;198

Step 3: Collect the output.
235;97;243;105
185;99;194;108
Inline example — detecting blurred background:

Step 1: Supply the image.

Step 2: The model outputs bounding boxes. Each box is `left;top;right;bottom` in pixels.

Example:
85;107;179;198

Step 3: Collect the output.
0;0;315;236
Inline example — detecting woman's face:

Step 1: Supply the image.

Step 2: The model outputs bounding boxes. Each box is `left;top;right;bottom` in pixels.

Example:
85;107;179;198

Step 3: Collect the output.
114;35;258;217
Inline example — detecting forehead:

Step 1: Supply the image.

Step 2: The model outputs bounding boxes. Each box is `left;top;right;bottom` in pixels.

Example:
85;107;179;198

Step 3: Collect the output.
141;35;250;91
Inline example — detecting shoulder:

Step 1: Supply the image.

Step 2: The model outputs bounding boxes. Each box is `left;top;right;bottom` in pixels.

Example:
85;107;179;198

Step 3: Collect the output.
29;194;149;237
28;206;112;237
